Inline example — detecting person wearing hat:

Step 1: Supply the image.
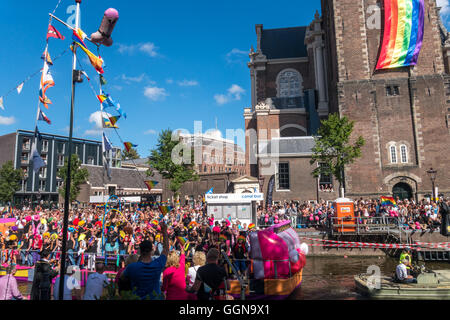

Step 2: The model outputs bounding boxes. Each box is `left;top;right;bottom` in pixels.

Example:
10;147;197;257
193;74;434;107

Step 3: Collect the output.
120;222;169;300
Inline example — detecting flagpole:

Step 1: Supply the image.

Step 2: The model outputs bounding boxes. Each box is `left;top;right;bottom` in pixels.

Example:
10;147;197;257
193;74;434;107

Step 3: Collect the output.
58;0;81;301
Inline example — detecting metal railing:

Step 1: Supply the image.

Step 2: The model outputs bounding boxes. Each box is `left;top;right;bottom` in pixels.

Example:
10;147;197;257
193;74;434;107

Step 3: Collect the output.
330;216;402;237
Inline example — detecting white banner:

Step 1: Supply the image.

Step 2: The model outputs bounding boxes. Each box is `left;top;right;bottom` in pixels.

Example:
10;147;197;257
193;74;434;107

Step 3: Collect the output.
205;193;264;203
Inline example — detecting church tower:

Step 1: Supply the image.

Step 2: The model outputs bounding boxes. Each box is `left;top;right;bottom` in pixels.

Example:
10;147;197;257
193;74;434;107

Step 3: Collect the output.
321;0;450;199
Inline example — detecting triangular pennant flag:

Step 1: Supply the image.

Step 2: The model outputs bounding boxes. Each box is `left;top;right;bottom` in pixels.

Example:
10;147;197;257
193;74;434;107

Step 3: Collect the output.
144;180;158;191
72;29;104;74
0;97;4;110
39;62;55;109
206;187;214;194
123;142;137;153
41;51;53;66
17;83;24;94
102;115;118;128
108;115;120;127
31;144;46;173
47;25;65;41
38;108;51;125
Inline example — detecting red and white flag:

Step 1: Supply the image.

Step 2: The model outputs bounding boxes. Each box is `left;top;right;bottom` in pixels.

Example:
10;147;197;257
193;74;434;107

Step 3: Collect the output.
47;25;65;41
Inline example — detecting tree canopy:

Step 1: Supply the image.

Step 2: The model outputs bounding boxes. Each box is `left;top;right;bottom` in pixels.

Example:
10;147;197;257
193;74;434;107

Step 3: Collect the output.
58;154;89;203
147;129;198;195
0;161;23;204
310;113;365;193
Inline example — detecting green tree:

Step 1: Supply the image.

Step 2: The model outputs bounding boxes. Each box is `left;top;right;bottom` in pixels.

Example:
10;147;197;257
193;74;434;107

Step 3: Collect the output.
310;113;365;196
122;147;140;161
58;154;89;203
0;161;23;205
147;129;198;197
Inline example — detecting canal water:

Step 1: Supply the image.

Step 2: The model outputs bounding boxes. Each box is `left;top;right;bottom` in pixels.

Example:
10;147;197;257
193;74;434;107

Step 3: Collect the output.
16;256;450;300
289;256;450;300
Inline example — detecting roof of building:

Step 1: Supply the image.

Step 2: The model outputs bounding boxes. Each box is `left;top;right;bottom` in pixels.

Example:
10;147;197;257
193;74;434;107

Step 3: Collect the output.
261;26;308;59
122;158;150;167
261;136;316;155
82;165;162;189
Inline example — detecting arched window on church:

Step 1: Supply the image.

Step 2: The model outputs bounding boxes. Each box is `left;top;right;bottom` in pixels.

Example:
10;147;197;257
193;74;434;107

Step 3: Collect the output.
277;69;303;98
400;145;408;163
390;145;397;164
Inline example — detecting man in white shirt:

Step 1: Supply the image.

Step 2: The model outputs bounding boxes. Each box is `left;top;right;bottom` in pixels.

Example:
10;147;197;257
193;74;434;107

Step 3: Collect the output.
83;263;109;300
396;259;416;283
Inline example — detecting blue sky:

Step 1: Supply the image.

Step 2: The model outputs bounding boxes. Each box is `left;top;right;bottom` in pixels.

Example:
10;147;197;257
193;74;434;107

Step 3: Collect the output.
1;0;449;157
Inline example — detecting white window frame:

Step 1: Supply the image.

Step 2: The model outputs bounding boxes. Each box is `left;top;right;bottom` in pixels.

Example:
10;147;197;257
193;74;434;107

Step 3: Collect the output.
390;145;397;164
39;180;46;191
400;145;408;163
42;140;49;153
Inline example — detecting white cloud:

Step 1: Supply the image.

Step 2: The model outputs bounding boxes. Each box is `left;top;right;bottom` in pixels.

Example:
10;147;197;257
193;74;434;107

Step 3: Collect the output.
438;0;450;22
228;84;245;100
144;86;168;101
214;84;245;105
144;129;157;135
88;111;112;129
83;129;103;137
214;94;229;105
120;74;146;83
0;116;15;125
226;48;249;63
177;79;199;87
113;85;123;91
118;42;159;57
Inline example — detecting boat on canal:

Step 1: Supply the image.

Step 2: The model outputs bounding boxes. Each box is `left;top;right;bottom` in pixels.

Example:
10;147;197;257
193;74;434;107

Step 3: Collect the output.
227;221;307;300
355;269;450;299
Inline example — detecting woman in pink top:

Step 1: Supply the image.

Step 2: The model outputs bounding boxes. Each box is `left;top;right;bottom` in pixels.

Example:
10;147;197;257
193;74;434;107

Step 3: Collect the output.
162;251;188;300
0;266;23;300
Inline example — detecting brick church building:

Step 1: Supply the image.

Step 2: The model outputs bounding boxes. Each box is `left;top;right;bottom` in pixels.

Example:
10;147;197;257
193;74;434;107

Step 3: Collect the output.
245;0;450;203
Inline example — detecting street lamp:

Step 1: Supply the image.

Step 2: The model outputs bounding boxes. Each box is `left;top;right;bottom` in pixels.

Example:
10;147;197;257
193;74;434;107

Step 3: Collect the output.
426;168;437;202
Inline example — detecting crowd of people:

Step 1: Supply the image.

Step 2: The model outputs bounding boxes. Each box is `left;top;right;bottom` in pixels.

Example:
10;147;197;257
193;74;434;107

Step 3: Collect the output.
257;197;449;232
0;195;447;300
0;203;256;300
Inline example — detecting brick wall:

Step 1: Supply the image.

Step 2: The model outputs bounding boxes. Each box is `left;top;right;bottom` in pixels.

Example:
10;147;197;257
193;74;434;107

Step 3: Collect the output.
324;0;450;198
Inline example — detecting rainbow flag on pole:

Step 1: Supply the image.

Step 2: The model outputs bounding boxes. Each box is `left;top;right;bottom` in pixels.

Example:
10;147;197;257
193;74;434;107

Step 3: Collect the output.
381;196;397;207
159;206;173;215
376;0;425;70
123;142;138;152
144;180;158;191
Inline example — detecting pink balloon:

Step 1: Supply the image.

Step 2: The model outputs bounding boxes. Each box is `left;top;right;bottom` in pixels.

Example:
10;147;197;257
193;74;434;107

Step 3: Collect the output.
394;213;399;217
265;218;268;223
416;226;421;230
315;216;319;221
265;214;269;218
309;216;314;221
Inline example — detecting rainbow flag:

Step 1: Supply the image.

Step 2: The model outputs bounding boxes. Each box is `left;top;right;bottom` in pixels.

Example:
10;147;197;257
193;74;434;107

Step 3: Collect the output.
72;29;104;74
159;205;173;215
177;236;187;246
376;0;424;70
381;196;397;207
123;142;137;152
144;180;158;191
